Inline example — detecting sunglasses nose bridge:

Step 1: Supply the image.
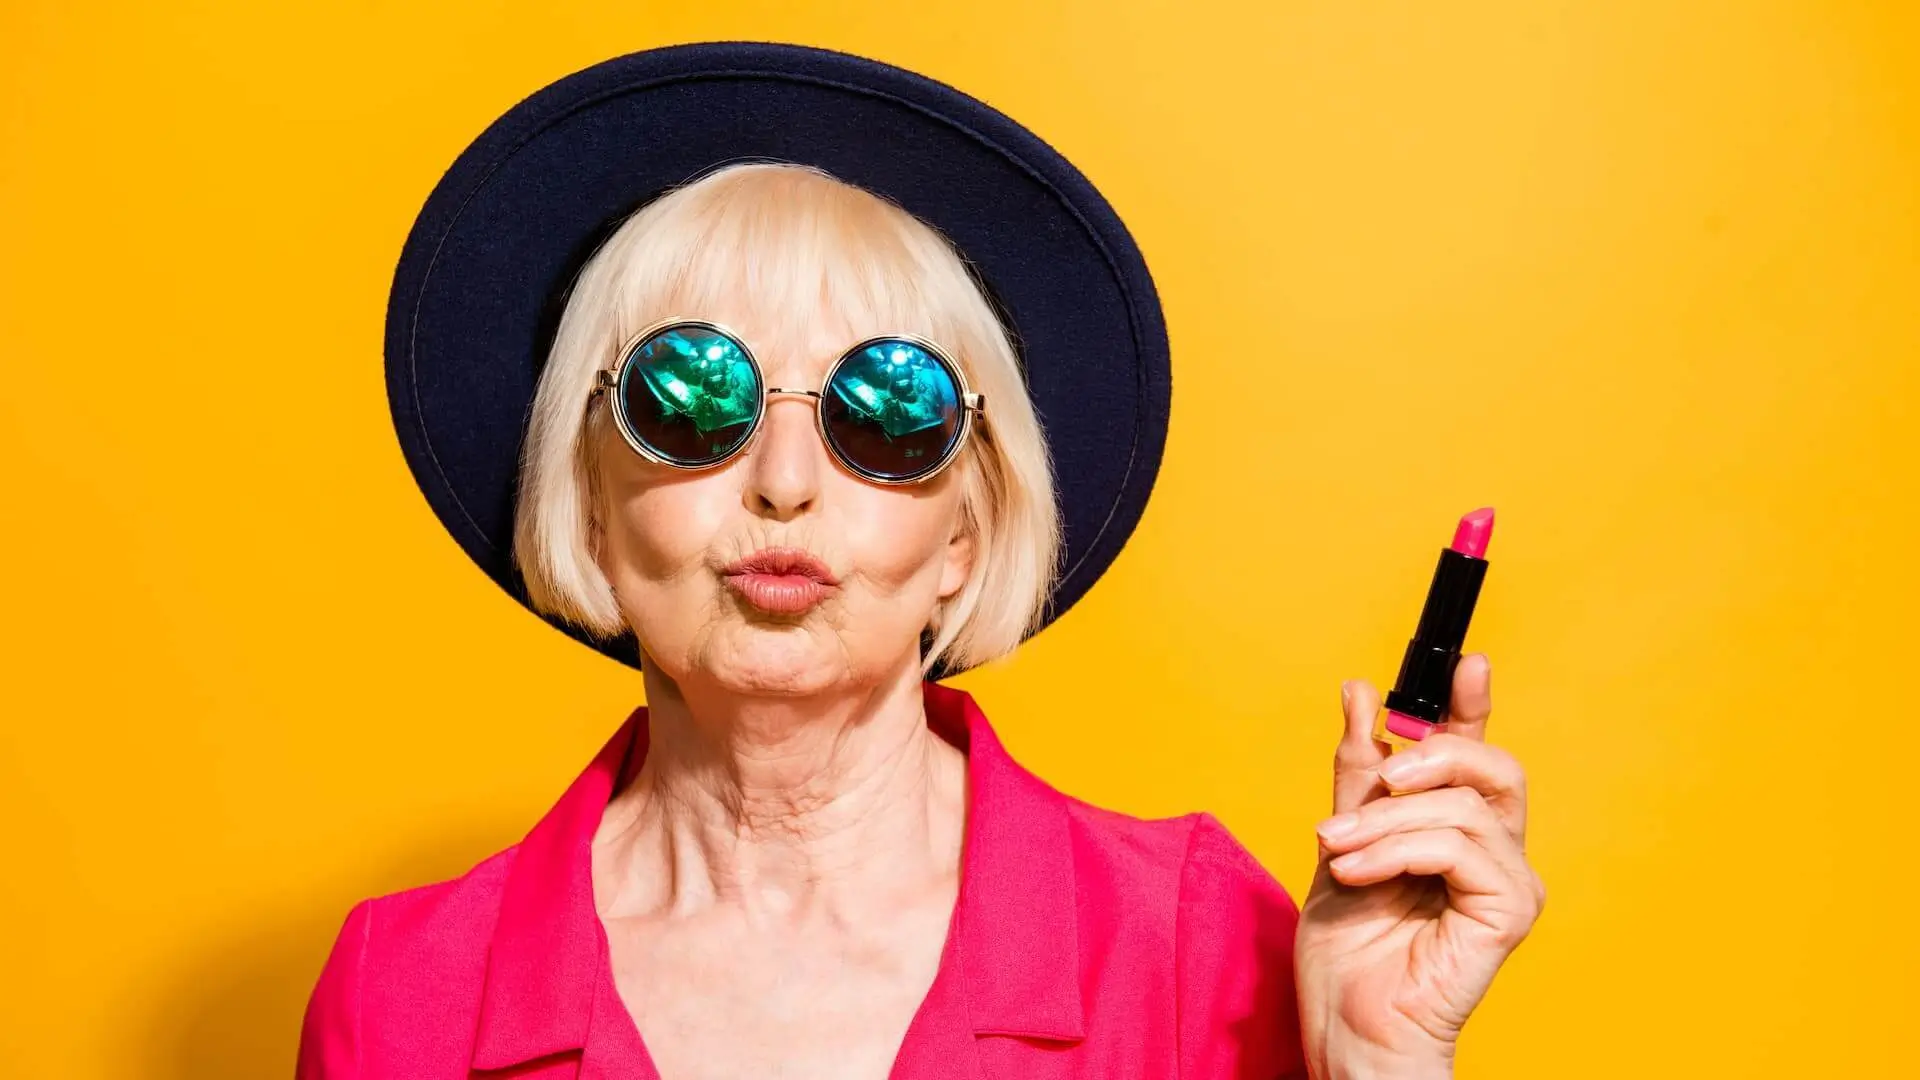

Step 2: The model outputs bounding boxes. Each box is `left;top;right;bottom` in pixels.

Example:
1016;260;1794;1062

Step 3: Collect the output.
763;386;823;401
754;386;831;465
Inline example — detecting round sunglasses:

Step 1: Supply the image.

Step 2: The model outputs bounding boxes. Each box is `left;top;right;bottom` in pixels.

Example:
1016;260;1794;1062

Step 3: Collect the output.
589;318;986;484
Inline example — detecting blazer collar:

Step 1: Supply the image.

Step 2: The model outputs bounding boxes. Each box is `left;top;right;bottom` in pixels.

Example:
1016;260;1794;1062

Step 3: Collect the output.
470;680;1084;1072
935;681;1086;1040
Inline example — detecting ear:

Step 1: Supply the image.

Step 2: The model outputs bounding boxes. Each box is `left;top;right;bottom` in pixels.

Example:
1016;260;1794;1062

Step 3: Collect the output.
583;426;612;566
937;525;976;601
585;487;607;570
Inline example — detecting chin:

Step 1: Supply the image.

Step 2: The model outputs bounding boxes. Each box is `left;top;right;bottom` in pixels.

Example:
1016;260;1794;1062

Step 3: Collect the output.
701;627;853;697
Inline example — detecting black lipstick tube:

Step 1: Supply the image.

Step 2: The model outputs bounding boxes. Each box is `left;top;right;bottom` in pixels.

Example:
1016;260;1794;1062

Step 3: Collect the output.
1374;516;1492;752
1384;549;1487;723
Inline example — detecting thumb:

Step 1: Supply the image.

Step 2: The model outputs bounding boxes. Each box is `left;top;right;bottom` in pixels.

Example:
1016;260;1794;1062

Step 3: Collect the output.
1333;678;1390;814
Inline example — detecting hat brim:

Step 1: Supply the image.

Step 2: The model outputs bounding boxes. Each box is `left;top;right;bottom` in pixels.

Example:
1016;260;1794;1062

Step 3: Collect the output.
385;41;1170;678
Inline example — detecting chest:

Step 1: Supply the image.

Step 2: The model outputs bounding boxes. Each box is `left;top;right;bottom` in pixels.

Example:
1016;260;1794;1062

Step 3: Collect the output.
602;902;952;1080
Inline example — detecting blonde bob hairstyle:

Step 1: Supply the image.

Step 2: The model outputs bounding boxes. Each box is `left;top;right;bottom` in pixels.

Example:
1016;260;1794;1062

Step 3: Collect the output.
512;161;1061;677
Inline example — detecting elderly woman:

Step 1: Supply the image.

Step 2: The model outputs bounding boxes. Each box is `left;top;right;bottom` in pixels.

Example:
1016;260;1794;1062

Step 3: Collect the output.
302;45;1540;1080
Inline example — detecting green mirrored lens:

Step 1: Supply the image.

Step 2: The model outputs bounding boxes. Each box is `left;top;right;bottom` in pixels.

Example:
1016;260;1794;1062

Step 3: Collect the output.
619;325;760;465
821;340;964;480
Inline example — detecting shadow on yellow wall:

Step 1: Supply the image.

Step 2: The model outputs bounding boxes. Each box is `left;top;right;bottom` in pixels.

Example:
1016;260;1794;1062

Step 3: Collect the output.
146;828;514;1077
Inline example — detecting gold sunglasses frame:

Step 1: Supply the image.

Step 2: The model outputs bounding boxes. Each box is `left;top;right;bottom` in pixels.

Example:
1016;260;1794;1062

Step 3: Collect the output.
587;317;987;486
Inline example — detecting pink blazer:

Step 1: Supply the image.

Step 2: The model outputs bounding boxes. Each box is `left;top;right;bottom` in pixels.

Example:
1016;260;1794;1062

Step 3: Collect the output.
297;681;1306;1078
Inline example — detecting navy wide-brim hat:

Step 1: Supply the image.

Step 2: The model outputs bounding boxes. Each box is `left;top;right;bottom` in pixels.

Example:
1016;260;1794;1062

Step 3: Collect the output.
386;41;1170;678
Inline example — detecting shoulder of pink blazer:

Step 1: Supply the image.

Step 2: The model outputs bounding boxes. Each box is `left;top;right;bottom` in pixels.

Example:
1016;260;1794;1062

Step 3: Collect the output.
1044;788;1306;1079
1172;811;1307;1080
295;845;520;1079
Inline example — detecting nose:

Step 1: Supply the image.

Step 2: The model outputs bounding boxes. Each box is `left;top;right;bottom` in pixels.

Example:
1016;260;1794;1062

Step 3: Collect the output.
742;391;824;520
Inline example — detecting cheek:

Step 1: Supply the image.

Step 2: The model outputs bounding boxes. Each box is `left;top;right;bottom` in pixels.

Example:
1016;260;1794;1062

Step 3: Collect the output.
600;469;731;591
838;485;965;597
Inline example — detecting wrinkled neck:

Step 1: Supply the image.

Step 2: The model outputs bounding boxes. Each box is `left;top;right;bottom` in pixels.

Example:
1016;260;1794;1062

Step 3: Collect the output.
592;664;966;922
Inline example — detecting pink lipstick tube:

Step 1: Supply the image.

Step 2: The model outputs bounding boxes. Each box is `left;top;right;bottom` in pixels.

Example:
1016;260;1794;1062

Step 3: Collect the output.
1374;508;1494;754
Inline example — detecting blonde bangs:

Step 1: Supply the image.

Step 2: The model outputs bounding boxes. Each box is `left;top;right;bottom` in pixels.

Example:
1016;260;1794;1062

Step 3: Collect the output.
609;165;959;354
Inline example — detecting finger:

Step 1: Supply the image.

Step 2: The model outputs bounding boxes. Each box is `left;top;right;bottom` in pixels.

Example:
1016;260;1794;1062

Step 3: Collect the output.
1444;653;1493;742
1325;827;1510;891
1327;827;1539;938
1374;733;1528;845
1318;785;1500;856
1318;785;1534;890
1333;678;1392;815
1327;828;1541;940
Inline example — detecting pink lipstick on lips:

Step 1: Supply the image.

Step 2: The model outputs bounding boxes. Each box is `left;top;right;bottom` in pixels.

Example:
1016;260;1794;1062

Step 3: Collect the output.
723;547;840;615
1374;508;1495;753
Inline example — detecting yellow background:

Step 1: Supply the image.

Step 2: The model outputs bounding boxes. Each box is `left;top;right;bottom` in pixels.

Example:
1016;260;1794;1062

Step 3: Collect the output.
3;1;1914;1076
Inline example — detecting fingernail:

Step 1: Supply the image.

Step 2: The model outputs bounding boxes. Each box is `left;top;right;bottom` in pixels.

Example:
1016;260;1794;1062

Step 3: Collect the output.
1317;813;1358;841
1379;754;1421;786
1330;851;1363;873
1341;681;1353;709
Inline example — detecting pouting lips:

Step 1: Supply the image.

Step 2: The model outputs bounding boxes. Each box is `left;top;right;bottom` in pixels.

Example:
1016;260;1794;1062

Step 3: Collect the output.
722;547;840;614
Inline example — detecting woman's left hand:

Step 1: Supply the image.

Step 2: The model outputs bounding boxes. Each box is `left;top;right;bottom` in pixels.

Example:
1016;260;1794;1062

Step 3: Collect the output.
1294;654;1544;1080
